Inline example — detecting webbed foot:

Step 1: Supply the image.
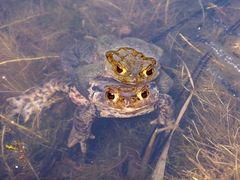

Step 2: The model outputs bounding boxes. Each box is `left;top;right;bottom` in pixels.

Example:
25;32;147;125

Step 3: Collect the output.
6;90;47;122
67;105;95;155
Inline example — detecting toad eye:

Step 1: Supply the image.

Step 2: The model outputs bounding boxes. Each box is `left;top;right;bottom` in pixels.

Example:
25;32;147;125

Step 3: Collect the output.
137;89;149;100
146;68;153;76
116;66;123;73
106;91;115;100
143;68;154;77
105;90;119;102
141;90;149;98
116;65;127;75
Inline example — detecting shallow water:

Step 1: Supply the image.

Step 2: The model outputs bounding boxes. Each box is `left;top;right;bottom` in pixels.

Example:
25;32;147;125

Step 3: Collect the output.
0;0;240;179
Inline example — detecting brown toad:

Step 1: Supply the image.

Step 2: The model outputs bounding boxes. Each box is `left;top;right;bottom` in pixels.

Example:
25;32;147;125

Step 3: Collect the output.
6;35;174;155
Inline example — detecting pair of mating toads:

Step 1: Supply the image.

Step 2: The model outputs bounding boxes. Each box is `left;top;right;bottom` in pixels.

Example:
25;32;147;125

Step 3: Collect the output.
6;35;174;156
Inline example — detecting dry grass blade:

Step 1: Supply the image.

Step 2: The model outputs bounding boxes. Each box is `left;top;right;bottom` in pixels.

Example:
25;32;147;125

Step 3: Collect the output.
141;129;158;169
1;125;14;179
198;0;205;23
0;13;48;30
0;114;49;144
179;33;202;54
164;0;170;24
180;73;240;178
152;63;194;180
0;56;59;66
97;154;128;179
1;123;40;179
26;158;40;180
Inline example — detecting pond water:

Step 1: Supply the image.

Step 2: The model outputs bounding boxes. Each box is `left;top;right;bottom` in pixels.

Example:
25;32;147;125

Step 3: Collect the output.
0;0;239;179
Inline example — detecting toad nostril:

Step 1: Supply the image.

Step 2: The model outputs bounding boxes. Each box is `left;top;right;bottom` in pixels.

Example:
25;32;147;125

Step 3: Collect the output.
124;99;130;106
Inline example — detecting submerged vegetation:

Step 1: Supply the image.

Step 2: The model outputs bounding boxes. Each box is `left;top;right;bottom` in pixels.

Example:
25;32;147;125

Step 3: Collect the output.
166;74;240;179
0;0;239;179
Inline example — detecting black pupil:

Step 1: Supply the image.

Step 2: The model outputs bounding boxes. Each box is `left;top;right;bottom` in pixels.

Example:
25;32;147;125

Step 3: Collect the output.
141;90;148;98
146;69;153;76
107;92;115;100
116;66;123;73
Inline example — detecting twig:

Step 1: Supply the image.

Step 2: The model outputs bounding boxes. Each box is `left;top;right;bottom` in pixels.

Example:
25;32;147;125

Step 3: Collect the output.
0;114;49;144
141;125;176;170
0;56;59;66
179;33;202;54
152;63;194;180
164;0;170;25
97;154;129;179
141;128;158;175
0;13;48;30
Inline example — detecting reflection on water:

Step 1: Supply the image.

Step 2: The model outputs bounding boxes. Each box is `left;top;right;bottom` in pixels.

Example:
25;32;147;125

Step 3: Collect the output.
0;0;240;179
205;40;240;99
207;41;240;73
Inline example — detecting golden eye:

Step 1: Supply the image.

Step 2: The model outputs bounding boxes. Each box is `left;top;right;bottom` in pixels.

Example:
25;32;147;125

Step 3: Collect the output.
106;91;115;100
116;66;123;73
116;65;127;74
146;68;153;76
137;89;149;100
141;90;149;98
143;68;154;77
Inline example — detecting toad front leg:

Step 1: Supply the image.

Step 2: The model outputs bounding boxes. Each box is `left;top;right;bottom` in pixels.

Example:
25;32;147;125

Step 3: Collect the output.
159;94;174;126
68;105;96;154
151;94;174;128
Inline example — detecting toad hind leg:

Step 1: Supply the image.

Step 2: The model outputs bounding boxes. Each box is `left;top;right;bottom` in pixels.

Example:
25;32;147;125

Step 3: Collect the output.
68;105;96;155
6;79;89;122
6;79;93;155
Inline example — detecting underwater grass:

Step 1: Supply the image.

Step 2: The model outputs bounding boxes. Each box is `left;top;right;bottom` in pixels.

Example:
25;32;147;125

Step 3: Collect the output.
0;0;240;179
183;82;240;179
165;73;240;179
